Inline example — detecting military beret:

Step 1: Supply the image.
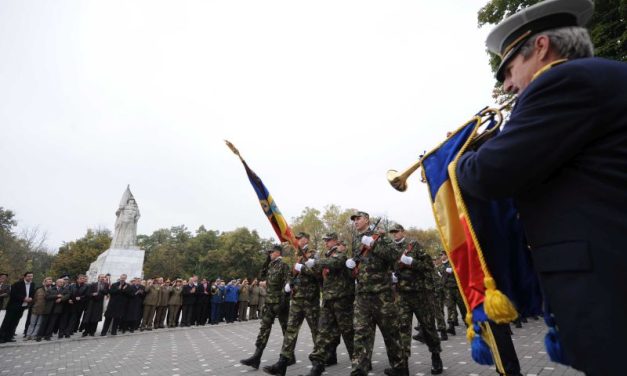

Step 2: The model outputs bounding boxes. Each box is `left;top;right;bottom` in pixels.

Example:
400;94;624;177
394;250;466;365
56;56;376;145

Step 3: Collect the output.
322;232;338;241
295;231;310;240
486;0;594;82
389;224;405;233
350;211;370;221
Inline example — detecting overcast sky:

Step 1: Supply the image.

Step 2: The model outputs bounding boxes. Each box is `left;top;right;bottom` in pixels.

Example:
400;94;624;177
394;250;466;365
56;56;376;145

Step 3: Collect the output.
1;0;498;251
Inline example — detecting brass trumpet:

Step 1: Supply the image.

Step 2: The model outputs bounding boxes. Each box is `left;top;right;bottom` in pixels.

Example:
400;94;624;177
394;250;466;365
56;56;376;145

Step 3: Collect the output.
387;97;516;192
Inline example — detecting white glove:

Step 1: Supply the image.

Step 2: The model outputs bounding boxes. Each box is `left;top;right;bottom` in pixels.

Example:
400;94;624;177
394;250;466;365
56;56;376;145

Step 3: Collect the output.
391;273;398;283
284;283;291;293
446;267;453;273
361;235;374;247
294;263;303;272
400;255;413;265
305;258;315;268
345;259;357;269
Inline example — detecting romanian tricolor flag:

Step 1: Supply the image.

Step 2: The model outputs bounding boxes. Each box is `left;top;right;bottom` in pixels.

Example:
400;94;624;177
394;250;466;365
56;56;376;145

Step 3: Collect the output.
225;140;298;249
420;108;543;370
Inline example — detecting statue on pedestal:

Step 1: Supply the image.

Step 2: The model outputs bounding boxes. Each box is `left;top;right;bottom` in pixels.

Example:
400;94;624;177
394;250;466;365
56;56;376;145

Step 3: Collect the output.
87;185;145;282
110;187;141;249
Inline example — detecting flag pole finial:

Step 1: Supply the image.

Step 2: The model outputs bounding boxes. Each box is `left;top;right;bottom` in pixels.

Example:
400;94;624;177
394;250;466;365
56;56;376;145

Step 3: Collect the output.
224;140;241;158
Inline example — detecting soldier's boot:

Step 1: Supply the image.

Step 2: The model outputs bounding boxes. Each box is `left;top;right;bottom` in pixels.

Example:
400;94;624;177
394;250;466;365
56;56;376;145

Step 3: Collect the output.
240;347;263;369
262;355;289;376
431;352;443;375
446;322;456;335
302;361;325;376
453;319;460;327
413;331;425;343
384;367;409;376
287;355;296;366
439;329;448;341
325;350;337;366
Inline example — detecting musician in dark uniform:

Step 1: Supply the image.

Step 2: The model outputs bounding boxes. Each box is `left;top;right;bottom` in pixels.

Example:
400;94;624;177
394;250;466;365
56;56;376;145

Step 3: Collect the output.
456;0;627;374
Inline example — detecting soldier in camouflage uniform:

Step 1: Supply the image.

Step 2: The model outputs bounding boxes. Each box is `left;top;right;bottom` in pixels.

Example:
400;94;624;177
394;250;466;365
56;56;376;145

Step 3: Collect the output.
389;224;443;375
432;257;448;340
240;244;291;370
263;232;320;376
439;252;467;335
302;232;355;376
345;211;407;376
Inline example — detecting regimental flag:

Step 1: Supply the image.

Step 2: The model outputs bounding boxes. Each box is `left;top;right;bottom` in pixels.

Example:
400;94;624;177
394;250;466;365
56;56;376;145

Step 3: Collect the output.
225;140;298;249
420;108;543;371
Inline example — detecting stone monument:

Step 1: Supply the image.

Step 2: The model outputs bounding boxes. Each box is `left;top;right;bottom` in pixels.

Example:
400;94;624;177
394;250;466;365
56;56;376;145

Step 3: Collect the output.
87;185;145;282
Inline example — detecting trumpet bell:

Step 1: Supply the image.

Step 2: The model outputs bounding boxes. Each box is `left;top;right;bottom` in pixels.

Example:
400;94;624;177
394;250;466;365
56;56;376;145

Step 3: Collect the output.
387;169;408;192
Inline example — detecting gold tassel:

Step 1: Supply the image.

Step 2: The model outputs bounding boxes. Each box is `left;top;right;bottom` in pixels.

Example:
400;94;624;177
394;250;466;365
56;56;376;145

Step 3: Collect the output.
483;277;519;323
465;312;475;342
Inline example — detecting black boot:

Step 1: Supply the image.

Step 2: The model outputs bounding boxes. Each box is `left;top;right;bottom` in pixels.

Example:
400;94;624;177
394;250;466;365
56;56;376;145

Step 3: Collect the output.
325;351;337;366
446;322;456;335
302;361;325;376
413;331;425;343
439;329;448;341
287;355;296;366
240;347;263;369
384;367;409;376
431;352;443;375
262;355;289;376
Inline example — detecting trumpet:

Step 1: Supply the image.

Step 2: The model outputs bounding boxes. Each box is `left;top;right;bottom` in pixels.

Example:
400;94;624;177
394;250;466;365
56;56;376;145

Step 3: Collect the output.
387;97;516;192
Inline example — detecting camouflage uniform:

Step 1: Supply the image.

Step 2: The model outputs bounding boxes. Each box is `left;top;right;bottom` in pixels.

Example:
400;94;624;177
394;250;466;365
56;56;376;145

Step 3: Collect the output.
278;246;321;361
393;238;442;356
351;231;406;376
254;256;290;350
308;245;355;364
438;261;467;326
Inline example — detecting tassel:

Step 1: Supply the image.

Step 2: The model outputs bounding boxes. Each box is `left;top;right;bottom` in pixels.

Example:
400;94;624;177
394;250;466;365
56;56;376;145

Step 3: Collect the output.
470;323;494;365
544;312;569;365
483;277;518;323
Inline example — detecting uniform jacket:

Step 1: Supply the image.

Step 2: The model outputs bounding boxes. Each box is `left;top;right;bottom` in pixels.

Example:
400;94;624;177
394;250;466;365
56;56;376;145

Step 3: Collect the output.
393;238;436;292
143;284;162;306
313;246;354;301
456;58;627;373
351;231;397;294
248;285;260;305
260;257;290;304
168;286;183;306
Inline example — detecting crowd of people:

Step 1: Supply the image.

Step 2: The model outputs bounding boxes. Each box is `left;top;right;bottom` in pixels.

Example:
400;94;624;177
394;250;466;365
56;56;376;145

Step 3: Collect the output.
0;271;270;343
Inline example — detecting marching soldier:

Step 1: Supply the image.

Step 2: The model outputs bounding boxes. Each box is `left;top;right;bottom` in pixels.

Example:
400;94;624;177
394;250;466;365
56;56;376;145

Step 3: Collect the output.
263;232;320;375
389;224;443;375
240;244;290;370
432;257;448;340
303;232;355;376
345;211;407;376
439;253;466;335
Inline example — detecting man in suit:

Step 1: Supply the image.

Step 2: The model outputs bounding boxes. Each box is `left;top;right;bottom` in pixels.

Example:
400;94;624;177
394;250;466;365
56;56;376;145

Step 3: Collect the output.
0;272;35;343
456;1;627;374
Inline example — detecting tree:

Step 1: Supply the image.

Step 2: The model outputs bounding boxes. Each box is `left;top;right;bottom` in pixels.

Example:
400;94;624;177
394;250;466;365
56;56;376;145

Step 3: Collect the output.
478;0;627;76
291;207;325;251
49;229;112;280
0;207;56;283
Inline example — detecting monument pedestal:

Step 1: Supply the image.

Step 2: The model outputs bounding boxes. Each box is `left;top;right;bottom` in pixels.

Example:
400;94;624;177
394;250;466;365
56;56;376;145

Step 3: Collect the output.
87;248;145;283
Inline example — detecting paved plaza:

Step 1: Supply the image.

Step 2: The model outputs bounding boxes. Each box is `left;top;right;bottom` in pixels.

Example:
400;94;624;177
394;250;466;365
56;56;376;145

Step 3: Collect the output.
0;313;583;376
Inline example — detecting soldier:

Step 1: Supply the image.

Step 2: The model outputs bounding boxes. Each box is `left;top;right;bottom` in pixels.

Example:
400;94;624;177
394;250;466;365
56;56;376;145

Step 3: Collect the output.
154;278;171;329
168;279;183;327
439;253;466;335
263;232;320;375
140;277;162;331
345;211;407;376
431;257;448;341
240;244;290;370
303;232;355;376
389;224;443;375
